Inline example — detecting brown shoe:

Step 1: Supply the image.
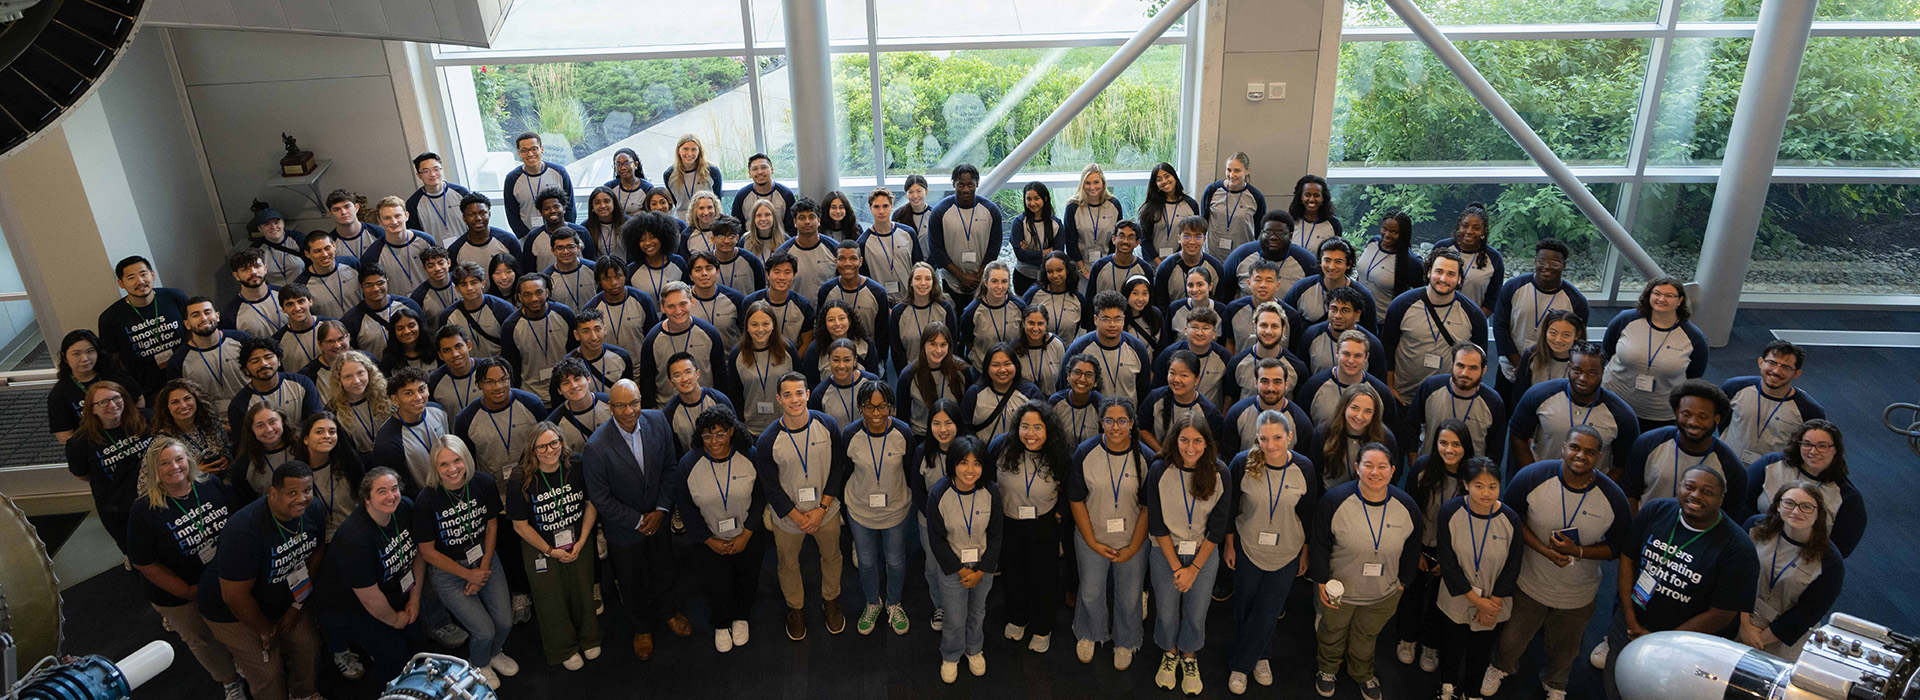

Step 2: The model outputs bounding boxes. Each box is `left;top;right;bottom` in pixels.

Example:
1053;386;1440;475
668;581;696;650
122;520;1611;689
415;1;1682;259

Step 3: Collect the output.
823;600;846;635
785;608;807;641
666;614;693;637
632;633;654;661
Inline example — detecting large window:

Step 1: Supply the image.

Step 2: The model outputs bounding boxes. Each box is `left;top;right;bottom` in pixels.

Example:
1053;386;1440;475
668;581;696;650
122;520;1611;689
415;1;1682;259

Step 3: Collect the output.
435;0;1190;206
1334;0;1920;302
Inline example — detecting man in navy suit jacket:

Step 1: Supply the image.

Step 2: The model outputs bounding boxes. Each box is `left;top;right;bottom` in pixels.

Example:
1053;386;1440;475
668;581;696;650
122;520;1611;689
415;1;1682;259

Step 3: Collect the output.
583;379;690;659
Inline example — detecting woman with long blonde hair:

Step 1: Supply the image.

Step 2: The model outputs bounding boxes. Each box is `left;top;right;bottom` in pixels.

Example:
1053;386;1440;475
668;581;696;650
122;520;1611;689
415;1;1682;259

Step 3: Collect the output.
127;436;245;698
662;133;724;218
322;350;392;455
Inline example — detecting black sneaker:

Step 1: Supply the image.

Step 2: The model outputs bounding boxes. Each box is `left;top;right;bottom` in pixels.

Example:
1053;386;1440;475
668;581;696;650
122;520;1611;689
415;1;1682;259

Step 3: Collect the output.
1315;672;1338;697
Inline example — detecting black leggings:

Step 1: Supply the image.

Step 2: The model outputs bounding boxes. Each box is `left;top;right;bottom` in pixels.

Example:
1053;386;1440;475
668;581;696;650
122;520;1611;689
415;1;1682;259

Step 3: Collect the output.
1000;515;1061;637
1437;620;1497;694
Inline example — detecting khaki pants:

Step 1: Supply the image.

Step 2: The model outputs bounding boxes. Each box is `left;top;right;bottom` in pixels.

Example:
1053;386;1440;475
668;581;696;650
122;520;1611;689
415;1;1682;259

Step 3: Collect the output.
1493;588;1596;691
153;600;239;685
207;614;320;700
1317;588;1404;681
768;509;843;610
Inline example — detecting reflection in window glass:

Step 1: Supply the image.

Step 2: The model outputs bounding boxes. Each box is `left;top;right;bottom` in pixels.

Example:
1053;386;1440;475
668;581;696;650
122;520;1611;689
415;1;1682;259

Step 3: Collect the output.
465;0;745;52
1329;182;1617;294
1343;0;1660;26
1680;0;1920;22
877;0;1172;40
1648;38;1746;166
1627;183;1920;294
874;45;1182;177
1333;40;1648;166
462;59;755;195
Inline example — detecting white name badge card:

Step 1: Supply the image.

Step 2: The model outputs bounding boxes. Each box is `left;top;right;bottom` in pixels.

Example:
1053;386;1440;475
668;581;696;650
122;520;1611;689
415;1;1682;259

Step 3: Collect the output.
1176;540;1198;556
960;548;980;564
1257;532;1278;547
1423;353;1442;369
464;544;484;567
1634;374;1656;392
1018;506;1036;519
868;493;887;508
1362;562;1384;577
797;487;818;503
1105;518;1126;534
552;529;574;550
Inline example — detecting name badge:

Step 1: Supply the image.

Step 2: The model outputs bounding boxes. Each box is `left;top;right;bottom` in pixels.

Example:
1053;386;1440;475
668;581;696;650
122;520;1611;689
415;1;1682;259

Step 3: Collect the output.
868;493;887;508
288;565;312;602
400;571;415;593
1423;353;1442;369
884;282;901;293
717;517;738;532
197;545;216;564
962;251;979;263
1176;540;1198;556
1105;518;1126;534
960;547;980;564
534;557;548;574
1632;568;1658;608
797;486;818;503
1257;532;1278;547
1362;562;1384;577
538;367;555;381
1018;505;1036;519
757;402;775;414
1215;238;1232;250
552;529;575;550
464;544;484;567
1739;449;1761;465
1634;374;1656;392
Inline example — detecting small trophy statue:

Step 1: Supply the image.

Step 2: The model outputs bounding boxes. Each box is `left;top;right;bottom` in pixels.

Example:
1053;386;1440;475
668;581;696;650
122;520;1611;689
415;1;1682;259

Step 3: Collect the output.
280;133;316;176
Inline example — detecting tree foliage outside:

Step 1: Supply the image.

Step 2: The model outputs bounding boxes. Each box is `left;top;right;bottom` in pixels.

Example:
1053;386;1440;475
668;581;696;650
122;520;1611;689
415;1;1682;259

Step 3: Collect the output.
470;58;750;162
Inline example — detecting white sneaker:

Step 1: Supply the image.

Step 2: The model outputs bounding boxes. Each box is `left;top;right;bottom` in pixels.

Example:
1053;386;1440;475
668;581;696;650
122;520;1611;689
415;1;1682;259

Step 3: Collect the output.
1254;659;1273;686
1114;646;1135;671
1438;682;1457;700
428;623;469;648
583;646;601;660
489;653;519;677
1028;634;1050;653
731;620;751;646
1590;639;1610;668
331;650;364;680
1420;645;1440;672
1397;640;1418;664
479;668;501;689
1076;638;1096;663
223;681;247;700
930;608;945;631
1229;671;1249;695
715;628;734;653
940;660;958;683
561;654;584;671
1546;687;1568;700
967;652;987;676
1155;651;1179;689
1480;666;1509;696
1004;623;1025;641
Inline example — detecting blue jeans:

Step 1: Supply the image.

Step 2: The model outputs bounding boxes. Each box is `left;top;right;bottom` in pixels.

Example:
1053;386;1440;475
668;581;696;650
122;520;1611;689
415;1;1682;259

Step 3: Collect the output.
917;514;944;611
1227;554;1299;673
1072;536;1146;650
937;570;995;662
848;517;910;606
1148;547;1220;653
429;556;513;666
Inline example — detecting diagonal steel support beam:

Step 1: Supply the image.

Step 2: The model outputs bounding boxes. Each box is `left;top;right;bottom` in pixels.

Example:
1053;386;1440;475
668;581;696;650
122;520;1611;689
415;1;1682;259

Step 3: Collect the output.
977;0;1200;196
1380;0;1666;282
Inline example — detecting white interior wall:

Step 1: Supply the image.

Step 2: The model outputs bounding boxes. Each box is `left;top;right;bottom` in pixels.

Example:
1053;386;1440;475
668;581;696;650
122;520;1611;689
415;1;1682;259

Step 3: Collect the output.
1197;0;1342;214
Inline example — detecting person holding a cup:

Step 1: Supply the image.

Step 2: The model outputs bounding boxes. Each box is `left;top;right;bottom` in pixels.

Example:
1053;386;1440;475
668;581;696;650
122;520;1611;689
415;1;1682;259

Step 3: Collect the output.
1309;441;1420;700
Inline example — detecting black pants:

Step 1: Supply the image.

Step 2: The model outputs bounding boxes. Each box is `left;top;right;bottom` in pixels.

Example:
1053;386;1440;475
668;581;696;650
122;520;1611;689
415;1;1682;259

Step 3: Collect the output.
694;533;768;629
1437;620;1496;694
1001;515;1060;637
1395;558;1446;648
608;530;678;634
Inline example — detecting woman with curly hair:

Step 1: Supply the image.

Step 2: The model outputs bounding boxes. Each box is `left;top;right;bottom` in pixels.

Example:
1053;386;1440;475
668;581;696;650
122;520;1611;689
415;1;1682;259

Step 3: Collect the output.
151;378;232;475
989;400;1074;653
321;350;393;457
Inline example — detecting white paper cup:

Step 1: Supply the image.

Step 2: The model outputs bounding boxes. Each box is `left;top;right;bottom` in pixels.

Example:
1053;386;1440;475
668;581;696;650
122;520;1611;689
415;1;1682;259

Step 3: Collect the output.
1325;579;1345;606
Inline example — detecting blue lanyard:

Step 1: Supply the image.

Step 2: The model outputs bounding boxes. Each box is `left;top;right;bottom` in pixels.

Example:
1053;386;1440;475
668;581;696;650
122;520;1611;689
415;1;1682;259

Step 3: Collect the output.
1364;244;1392;284
521;168;551;220
1767;544;1800;590
751;350;773;397
1565;386;1597;426
960;490;979;536
1645;323;1676;372
1560;477;1590;530
386;240;420;287
1757;390;1790;439
784;425;812;480
486;404;514;456
865;429;889;484
1467;509;1492;573
835;381;855;420
451;371;474;408
194;343;229;389
526;311;553;359
1669;439;1711;498
1427;299;1458;343
1264;460;1291;522
958;206;977;245
1222;186;1245;234
1179;469;1199;529
710;456;734;511
1531;286;1558;329
244;296;286;330
601;298;625;339
1448;389;1472;421
428;190;454;233
1022;454;1039;499
1100;344;1125;395
1361;498;1386;552
404;420;435;459
350;401;375;443
873;230;898;282
1104;449;1129;509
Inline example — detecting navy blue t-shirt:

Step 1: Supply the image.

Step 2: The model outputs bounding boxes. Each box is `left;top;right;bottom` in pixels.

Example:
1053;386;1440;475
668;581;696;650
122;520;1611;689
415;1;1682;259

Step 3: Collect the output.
503;459;590;551
198;497;327;623
327;499;418;613
411;472;502;567
1626;497;1759;631
127;479;234;606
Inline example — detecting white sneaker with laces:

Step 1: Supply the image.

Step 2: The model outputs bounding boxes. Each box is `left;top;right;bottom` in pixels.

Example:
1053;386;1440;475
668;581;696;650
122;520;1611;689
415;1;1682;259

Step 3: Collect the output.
1254;659;1273;685
223;681;247;700
1180;656;1203;695
967;652;986;676
1480;666;1508;696
1076;638;1096;663
1590;639;1610;668
489;653;519;677
715;628;734;653
1028;634;1050;653
1397;640;1418;664
1420;645;1440;672
331;650;364;680
1155;651;1179;689
732;620;751;646
479;668;501;689
1229;671;1248;695
1438;682;1457;700
583;646;601;660
1546;687;1568;700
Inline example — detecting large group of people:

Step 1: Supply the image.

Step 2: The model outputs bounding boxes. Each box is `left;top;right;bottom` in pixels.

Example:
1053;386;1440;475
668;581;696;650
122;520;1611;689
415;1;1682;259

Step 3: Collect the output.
60;132;1869;700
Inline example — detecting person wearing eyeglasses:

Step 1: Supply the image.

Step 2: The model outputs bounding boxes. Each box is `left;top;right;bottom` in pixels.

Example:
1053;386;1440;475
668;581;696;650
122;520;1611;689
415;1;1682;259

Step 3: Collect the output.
1719;341;1826;465
581;379;689;661
834;381;918;637
502;132;575;236
507;423;602;670
1743;419;1865;557
1601;276;1708;433
405;153;473;244
1739;481;1845;659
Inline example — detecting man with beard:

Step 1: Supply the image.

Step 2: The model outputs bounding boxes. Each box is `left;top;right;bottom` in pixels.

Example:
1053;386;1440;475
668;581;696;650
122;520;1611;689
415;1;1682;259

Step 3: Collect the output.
1382;250;1486;406
226;337;323;435
1718;341;1826;464
1509;341;1639;478
98;256;190;396
1225;211;1318;294
340;263;424;358
1227;301;1308;408
1226;357;1314;456
1622;380;1750;520
224;248;286;338
1405;342;1507;464
167;297;253;413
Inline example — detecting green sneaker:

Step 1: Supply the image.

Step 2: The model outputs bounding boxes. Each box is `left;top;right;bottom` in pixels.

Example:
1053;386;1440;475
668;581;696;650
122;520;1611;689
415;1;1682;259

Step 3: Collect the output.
857;604;881;636
887;604;910;635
